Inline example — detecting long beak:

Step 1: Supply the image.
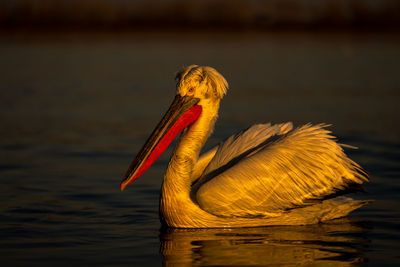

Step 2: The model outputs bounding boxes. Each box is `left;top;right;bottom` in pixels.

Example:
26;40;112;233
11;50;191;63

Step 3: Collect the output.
121;94;202;191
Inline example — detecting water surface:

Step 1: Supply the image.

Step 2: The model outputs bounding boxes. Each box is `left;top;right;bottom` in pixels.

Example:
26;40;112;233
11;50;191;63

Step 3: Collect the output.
0;32;399;266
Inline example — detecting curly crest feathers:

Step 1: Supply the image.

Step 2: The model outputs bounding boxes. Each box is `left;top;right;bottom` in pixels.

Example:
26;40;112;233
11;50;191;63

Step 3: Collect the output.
175;65;228;99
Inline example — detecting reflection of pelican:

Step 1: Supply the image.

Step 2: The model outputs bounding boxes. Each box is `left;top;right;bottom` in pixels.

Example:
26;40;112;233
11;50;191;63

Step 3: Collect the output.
121;65;370;228
160;219;369;266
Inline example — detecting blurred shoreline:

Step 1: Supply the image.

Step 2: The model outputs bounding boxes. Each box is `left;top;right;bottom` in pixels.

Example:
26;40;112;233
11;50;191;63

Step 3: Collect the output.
1;0;399;37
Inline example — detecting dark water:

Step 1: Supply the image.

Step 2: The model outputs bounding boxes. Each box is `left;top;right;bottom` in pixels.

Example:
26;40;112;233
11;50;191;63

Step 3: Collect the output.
0;32;399;266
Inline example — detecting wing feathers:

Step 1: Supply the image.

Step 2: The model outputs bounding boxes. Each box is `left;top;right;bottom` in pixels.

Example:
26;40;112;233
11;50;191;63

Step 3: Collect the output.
197;122;293;184
195;123;368;218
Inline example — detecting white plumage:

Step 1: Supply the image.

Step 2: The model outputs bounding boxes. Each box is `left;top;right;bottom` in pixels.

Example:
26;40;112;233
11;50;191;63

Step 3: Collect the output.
122;65;370;228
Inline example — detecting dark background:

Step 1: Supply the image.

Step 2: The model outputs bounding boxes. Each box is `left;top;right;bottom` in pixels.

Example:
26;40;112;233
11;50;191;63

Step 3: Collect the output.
1;0;400;32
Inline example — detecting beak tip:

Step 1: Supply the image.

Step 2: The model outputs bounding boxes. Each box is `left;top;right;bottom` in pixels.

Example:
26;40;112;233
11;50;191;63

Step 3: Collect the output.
120;182;126;191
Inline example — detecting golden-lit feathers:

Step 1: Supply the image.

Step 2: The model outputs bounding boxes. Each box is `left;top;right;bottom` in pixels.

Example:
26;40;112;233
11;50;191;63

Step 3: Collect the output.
195;123;368;218
155;65;370;228
175;65;228;99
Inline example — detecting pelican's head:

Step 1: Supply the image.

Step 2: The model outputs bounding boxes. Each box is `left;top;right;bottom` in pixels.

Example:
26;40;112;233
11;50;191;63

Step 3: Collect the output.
121;65;228;191
175;65;228;104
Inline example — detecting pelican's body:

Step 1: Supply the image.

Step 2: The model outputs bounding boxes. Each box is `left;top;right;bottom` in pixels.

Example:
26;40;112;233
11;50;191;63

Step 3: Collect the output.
121;65;369;228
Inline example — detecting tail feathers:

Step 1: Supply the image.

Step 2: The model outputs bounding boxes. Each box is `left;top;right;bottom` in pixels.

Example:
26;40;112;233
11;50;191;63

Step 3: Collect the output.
319;197;373;222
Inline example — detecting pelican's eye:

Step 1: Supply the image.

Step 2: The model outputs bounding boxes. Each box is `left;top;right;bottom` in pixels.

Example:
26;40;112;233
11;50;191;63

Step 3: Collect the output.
187;87;195;95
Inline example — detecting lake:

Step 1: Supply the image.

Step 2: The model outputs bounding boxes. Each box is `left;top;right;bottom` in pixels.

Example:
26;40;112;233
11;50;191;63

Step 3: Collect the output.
0;32;399;266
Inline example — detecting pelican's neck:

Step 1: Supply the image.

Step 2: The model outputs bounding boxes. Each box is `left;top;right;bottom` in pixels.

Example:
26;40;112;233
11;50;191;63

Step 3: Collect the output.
160;99;224;227
164;100;220;190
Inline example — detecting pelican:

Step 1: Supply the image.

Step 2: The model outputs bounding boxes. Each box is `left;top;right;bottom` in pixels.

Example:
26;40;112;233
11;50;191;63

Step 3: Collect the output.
121;65;370;228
